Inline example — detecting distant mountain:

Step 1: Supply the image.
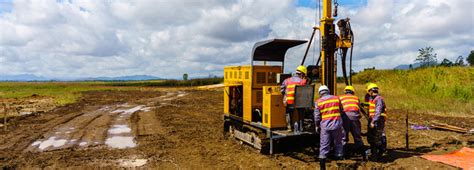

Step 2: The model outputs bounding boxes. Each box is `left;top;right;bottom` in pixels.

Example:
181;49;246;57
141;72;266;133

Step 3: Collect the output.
87;75;163;81
394;63;422;70
0;74;49;81
0;74;163;81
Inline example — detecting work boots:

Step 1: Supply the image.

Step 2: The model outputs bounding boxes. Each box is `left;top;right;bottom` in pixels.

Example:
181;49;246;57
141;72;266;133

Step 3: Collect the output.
361;149;368;161
286;114;292;131
319;158;326;170
334;155;344;160
369;145;379;161
343;144;350;158
381;136;387;154
299;120;304;132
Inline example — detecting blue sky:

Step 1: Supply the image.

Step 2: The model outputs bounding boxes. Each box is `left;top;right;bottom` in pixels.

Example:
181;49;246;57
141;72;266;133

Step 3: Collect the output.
0;0;472;79
0;0;12;14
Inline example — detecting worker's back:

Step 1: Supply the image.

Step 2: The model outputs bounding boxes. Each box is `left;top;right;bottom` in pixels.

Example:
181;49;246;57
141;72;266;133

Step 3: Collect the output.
315;94;343;130
281;76;307;105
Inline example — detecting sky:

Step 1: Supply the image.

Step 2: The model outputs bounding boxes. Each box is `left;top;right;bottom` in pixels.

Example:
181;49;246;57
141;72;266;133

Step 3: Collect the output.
0;0;473;79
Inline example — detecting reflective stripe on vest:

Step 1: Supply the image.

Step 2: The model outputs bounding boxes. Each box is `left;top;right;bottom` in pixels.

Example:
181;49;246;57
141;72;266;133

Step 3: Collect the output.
285;78;307;105
369;95;387;118
339;94;360;112
317;96;341;120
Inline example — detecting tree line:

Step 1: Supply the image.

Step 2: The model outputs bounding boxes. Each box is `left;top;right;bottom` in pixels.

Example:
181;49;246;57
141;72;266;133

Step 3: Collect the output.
415;47;474;67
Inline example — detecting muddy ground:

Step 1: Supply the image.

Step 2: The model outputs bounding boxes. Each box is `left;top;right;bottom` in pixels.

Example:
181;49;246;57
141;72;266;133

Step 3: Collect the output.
1;95;56;118
0;89;473;169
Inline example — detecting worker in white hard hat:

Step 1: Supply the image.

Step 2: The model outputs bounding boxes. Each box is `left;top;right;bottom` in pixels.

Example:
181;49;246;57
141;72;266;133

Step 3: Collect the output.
280;65;308;132
314;85;345;169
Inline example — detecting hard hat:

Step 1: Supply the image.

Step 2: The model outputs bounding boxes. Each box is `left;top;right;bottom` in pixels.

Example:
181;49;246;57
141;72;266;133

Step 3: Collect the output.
366;83;375;92
344;85;355;92
296;65;307;75
318;85;329;94
367;83;379;92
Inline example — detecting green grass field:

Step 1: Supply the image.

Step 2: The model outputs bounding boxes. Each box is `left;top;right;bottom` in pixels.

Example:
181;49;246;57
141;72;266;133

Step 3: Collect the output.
0;82;128;105
0;78;223;105
351;66;473;117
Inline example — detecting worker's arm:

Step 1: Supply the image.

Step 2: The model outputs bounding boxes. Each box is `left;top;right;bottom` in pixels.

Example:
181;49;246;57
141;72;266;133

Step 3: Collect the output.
358;97;370;120
338;100;345;116
371;96;385;124
313;102;321;127
280;79;287;95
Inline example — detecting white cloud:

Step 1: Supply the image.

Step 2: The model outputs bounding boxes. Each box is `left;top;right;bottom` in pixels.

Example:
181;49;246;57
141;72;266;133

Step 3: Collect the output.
0;0;472;79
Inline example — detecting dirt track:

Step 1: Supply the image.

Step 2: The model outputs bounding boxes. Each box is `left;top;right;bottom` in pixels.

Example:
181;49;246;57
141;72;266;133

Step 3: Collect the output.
1;89;473;169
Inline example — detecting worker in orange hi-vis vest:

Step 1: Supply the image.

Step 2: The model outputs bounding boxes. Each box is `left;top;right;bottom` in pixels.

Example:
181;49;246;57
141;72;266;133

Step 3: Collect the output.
280;65;307;132
339;86;366;160
314;85;345;169
362;83;375;110
366;83;387;161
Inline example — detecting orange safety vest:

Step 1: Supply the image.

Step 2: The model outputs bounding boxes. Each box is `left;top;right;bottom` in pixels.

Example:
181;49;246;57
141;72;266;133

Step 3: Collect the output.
362;94;370;109
369;95;387;119
285;78;307;105
316;96;342;120
339;94;360;112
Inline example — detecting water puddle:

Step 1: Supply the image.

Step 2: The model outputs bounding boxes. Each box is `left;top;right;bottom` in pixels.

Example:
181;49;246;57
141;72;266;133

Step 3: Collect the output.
105;136;136;149
105;105;147;149
111;105;145;114
31;141;42;146
79;142;87;146
19;111;33;116
32;136;68;150
108;125;131;134
141;107;152;112
118;158;148;167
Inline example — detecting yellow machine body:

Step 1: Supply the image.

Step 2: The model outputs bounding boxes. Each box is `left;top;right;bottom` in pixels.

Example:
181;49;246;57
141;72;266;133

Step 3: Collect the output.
262;86;286;128
224;65;283;128
223;39;316;154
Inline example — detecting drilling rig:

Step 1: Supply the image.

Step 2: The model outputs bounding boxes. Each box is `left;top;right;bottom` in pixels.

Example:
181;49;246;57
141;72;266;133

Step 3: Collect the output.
223;0;354;154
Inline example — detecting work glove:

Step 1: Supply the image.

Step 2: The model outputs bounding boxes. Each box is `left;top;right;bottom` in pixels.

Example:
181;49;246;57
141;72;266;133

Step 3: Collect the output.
315;126;321;133
370;122;375;128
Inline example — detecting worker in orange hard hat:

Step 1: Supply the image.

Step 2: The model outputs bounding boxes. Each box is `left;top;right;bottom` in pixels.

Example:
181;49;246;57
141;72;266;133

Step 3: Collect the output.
339;86;366;160
280;65;308;132
366;83;388;161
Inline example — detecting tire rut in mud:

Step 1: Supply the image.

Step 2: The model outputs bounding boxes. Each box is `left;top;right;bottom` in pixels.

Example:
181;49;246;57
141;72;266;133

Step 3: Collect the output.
26;106;106;152
0;90;164;168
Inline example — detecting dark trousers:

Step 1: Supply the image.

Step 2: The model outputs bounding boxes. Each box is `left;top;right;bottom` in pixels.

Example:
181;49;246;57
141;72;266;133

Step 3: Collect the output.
367;119;386;156
343;119;364;154
286;107;305;131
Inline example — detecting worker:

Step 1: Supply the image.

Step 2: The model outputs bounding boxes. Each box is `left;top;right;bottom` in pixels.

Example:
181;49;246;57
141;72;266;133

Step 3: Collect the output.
280;65;308;132
339;86;366;159
314;85;344;169
362;83;375;110
366;83;387;160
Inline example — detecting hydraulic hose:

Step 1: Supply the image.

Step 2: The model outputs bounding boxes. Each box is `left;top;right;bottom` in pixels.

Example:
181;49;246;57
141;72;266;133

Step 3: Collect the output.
341;48;349;85
348;21;354;85
301;27;318;66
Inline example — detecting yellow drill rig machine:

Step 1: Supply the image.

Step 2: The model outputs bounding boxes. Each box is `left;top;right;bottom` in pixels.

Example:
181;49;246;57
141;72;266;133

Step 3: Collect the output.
223;0;354;154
